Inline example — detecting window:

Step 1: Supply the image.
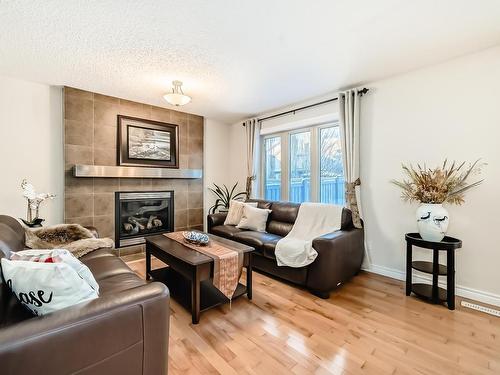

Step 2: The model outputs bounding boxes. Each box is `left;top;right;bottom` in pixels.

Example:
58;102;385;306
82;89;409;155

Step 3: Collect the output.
262;123;344;205
319;126;344;204
263;136;281;200
289;131;311;203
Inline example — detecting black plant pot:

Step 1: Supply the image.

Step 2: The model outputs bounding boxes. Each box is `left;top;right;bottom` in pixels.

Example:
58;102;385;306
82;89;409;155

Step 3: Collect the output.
20;218;44;228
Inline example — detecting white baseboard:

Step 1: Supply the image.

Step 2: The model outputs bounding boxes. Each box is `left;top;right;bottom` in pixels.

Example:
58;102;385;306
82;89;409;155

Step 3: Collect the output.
362;264;500;307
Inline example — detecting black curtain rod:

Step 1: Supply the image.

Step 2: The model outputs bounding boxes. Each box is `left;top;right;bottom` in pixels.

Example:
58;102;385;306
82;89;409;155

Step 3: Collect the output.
245;87;369;125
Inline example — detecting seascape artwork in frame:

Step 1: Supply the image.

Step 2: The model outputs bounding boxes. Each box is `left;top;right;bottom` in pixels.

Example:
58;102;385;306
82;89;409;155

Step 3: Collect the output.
118;115;179;168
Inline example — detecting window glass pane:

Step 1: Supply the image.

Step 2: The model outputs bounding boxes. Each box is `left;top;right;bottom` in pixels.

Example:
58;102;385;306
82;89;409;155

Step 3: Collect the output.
289;131;311;203
320;126;344;204
264;136;281;200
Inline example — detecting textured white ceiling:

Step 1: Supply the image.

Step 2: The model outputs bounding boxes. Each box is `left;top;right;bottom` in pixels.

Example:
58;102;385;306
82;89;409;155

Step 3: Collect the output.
1;0;500;123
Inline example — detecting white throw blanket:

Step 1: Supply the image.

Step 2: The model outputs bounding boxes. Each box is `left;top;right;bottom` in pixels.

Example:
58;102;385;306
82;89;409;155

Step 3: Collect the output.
275;203;343;267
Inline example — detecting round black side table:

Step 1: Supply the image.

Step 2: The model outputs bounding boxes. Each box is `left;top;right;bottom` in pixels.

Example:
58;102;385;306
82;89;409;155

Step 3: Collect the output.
405;233;462;310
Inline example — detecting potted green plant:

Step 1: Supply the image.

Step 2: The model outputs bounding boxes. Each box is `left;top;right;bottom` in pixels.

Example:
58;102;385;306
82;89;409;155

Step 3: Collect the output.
391;160;484;241
208;183;247;214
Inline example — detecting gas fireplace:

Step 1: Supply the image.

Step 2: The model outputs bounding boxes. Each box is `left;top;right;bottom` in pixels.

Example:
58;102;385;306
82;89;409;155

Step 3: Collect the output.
115;191;174;247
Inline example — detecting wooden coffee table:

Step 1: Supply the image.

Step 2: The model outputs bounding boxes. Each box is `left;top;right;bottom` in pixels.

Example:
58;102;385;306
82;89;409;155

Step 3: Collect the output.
145;233;255;324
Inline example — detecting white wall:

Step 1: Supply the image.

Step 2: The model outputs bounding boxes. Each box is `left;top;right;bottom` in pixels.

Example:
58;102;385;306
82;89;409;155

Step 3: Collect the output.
228;121;247;190
203;118;234;228
361;45;500;305
0;75;63;225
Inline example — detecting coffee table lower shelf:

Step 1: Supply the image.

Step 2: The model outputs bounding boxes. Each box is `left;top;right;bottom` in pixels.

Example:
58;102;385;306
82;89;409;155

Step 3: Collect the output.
150;267;248;313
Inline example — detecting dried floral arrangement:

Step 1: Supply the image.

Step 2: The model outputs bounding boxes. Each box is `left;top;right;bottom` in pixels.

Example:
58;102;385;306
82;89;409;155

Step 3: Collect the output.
391;160;484;205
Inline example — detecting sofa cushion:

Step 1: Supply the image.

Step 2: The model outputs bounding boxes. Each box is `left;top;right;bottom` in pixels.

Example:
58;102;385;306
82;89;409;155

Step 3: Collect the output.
266;221;293;237
262;238;281;259
79;248;116;262
81;254;136;283
97;272;147;294
232;231;282;251
0;216;26;256
266;202;300;236
224;200;258;225
210;225;244;238
246;199;272;210
236;206;271;232
269;201;300;222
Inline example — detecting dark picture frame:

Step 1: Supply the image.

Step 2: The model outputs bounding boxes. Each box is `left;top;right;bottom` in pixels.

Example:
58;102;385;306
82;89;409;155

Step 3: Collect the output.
117;115;179;168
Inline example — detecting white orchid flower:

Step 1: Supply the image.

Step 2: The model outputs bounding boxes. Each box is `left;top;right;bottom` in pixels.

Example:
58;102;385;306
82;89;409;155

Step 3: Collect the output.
21;179;56;211
21;181;37;200
36;193;53;201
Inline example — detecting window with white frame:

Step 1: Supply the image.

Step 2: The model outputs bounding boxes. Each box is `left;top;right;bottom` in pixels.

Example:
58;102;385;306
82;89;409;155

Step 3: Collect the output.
262;122;344;204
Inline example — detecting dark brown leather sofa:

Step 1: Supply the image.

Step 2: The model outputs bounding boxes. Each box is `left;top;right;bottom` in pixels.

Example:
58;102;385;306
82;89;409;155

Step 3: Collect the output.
208;199;364;298
0;215;170;375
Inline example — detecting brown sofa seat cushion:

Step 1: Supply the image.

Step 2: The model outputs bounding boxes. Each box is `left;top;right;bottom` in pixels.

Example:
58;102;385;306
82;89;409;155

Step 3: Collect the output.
97;272;147;294
232;231;282;251
80;250;146;295
261;238;281;259
80;252;136;282
210;225;244;238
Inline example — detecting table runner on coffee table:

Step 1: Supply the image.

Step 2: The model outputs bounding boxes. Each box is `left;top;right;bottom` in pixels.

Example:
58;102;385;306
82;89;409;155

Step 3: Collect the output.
163;232;243;300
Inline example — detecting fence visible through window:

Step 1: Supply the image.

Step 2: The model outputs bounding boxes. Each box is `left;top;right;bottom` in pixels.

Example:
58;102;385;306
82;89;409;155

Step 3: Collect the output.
265;177;345;205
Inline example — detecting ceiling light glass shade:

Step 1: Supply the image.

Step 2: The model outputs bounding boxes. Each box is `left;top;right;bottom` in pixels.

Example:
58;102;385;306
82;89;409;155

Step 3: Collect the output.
163;80;191;106
163;92;191;106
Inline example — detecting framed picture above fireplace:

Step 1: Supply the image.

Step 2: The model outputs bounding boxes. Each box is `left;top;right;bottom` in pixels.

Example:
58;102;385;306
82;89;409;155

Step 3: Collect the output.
118;115;179;168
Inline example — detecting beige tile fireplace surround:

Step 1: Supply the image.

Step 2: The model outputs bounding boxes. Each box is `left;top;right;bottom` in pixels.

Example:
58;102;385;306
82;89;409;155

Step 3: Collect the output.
63;87;204;254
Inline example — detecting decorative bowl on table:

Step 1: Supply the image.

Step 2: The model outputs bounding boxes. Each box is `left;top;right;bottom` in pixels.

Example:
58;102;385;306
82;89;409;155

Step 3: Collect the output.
182;231;209;246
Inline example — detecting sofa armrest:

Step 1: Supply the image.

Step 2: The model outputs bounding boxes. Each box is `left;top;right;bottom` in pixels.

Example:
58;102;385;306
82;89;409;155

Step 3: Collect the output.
0;282;170;375
207;212;227;232
306;229;364;297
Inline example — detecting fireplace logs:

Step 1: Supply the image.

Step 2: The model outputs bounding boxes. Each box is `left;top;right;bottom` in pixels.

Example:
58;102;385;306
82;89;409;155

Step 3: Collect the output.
124;215;163;234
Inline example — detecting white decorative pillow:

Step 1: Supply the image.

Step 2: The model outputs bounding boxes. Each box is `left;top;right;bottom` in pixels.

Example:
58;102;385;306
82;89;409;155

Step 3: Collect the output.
236;205;272;232
224;200;258;226
1;249;99;316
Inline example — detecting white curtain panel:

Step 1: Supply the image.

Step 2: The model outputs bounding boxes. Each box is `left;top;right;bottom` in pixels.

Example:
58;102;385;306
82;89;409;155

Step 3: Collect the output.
338;89;363;229
243;118;260;198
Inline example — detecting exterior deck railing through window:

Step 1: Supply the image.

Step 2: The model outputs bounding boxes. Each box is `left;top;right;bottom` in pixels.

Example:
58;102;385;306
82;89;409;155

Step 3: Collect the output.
264;177;345;204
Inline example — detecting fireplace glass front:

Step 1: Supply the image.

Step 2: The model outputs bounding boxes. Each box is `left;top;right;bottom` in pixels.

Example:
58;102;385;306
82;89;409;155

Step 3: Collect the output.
115;191;174;247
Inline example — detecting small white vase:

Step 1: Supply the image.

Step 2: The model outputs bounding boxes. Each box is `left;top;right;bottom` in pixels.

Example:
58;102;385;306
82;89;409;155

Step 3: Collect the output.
416;203;449;242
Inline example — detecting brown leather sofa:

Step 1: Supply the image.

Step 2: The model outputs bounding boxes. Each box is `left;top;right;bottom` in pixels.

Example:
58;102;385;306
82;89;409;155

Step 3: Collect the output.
208;199;364;298
0;215;170;375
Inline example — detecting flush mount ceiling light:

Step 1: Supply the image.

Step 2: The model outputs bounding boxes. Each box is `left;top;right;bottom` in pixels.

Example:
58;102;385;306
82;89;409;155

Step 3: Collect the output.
163;80;191;106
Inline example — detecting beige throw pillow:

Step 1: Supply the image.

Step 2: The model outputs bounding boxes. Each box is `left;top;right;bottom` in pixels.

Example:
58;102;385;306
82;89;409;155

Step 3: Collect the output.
224;200;258;226
236;205;272;232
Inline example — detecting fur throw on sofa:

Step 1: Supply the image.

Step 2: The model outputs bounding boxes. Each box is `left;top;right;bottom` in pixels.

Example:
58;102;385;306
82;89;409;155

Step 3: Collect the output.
25;224;114;258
